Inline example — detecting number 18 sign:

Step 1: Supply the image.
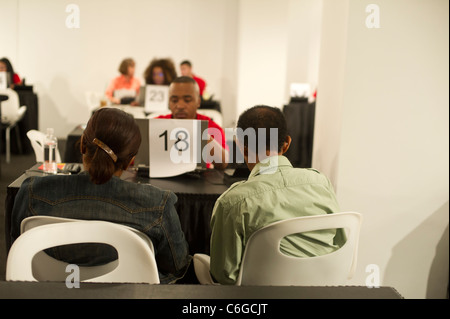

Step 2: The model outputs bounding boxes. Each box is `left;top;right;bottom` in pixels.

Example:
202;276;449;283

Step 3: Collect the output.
149;119;203;178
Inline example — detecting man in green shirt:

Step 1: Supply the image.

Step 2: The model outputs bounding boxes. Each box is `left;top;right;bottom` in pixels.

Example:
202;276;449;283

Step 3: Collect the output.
210;105;343;285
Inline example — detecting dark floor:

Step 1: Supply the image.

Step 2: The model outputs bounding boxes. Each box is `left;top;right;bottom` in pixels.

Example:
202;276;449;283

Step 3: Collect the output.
0;140;66;281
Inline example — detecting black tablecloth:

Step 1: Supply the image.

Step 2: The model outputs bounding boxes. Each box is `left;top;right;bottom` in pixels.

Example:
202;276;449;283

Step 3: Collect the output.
283;98;315;168
5;165;245;256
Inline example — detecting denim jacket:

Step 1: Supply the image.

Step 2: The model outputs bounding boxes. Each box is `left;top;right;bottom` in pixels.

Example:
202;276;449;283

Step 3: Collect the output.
11;172;192;284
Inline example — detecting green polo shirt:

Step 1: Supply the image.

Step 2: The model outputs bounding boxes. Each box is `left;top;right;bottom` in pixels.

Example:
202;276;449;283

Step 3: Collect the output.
210;155;343;285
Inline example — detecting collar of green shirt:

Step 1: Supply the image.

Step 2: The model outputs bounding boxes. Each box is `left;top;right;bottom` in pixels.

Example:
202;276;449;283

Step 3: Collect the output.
248;155;293;179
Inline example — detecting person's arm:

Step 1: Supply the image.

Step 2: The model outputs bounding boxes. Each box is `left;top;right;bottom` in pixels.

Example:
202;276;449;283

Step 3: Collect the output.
156;191;191;282
205;125;228;170
210;199;243;285
10;177;33;244
207;134;229;170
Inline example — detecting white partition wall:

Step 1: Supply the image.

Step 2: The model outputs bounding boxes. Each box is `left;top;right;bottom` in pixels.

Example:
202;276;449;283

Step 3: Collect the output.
314;0;449;298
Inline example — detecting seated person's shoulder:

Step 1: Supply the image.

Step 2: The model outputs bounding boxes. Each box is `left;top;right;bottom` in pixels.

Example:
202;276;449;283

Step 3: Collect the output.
288;167;333;186
216;180;247;205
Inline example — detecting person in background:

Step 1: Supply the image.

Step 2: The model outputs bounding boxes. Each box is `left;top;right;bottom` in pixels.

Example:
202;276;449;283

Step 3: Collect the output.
105;58;141;105
209;105;344;284
11;107;192;284
143;58;177;86
155;76;228;170
0;57;22;88
179;60;206;98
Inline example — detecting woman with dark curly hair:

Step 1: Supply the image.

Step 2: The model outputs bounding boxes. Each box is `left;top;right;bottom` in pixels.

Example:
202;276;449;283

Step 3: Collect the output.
143;58;177;85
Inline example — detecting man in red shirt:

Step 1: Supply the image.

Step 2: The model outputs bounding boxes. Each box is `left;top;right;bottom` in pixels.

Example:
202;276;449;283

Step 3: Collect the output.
156;76;228;169
179;60;206;98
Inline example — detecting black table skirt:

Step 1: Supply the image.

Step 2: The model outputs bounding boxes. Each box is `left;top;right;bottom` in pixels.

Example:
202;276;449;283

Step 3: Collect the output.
5;166;243;256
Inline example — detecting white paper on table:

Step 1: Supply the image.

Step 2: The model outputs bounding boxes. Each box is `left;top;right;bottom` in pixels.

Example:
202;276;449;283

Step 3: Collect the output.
149;119;201;178
113;88;136;99
0;72;7;89
290;83;311;98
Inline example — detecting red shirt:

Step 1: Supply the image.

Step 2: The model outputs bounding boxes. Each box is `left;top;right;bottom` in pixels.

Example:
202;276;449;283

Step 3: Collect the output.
193;75;206;97
155;113;227;150
13;73;21;85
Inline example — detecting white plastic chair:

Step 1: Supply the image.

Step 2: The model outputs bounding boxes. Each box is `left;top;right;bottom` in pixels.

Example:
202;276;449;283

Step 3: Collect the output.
26;129;62;163
0;88;27;163
6;216;159;284
194;212;362;286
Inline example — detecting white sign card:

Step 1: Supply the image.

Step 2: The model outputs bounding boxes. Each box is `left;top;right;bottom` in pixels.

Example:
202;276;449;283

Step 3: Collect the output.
144;85;169;114
0;72;7;89
290;83;311;98
149;119;201;178
113;89;136;99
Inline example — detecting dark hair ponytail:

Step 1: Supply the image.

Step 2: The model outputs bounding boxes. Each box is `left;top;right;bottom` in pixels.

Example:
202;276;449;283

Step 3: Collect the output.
81;108;141;184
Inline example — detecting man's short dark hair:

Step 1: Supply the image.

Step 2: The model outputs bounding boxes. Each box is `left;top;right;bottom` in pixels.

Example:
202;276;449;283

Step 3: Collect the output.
172;75;196;85
180;60;192;67
236;105;288;153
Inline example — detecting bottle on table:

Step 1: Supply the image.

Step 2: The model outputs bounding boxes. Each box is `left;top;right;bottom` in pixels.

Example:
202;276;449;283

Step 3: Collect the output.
43;128;58;174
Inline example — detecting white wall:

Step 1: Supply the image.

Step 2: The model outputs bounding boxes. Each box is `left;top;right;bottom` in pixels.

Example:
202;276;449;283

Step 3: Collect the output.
314;0;449;298
1;0;322;136
1;0;242;136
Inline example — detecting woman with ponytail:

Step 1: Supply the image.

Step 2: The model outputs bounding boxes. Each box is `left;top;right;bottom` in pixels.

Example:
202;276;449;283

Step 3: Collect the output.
11;108;191;284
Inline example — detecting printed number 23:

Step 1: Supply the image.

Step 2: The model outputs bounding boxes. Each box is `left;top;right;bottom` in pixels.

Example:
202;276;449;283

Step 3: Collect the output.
159;130;189;151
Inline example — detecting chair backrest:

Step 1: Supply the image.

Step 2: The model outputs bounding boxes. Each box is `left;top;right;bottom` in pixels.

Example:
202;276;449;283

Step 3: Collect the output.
236;212;362;286
7;216;159;284
26;129;62;163
0;88;21;123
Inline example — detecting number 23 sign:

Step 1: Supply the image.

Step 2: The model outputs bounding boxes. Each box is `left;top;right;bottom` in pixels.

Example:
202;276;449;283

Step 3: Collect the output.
149;119;202;178
144;85;169;113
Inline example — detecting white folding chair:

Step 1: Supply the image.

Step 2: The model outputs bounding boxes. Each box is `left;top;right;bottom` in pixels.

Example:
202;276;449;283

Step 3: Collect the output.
26;129;62;163
194;212;362;286
6;216;159;284
0;88;27;163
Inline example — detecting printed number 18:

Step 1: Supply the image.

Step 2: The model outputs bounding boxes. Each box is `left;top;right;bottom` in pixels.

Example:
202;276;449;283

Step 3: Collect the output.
158;130;189;152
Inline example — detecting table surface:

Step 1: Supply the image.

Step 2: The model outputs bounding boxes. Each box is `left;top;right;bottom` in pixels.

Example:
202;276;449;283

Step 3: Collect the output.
8;163;239;195
0;281;403;299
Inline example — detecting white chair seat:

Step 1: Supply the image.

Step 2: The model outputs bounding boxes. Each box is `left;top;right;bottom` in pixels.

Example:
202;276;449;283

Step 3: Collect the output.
7;216;159;284
194;212;362;286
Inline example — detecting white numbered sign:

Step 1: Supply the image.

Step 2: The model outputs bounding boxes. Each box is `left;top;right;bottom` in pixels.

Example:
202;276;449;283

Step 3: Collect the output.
144;85;169;114
0;72;7;89
149;119;201;178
